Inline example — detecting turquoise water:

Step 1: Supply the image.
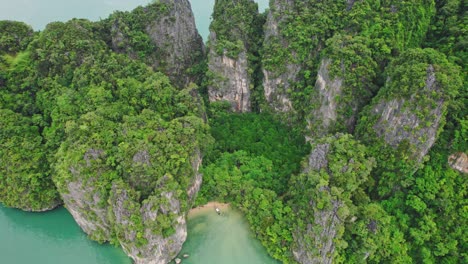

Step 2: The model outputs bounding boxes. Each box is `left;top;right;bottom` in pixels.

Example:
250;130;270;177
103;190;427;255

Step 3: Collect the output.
177;207;280;264
0;0;269;40
0;205;132;264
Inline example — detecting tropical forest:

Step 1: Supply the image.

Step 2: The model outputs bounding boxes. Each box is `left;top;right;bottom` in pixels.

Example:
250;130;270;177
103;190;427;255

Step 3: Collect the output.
0;0;466;264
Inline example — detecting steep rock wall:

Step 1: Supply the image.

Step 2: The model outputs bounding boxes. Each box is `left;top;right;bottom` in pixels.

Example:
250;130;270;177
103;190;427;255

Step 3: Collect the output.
208;34;251;112
290;134;375;264
262;0;299;113
109;0;205;88
206;0;263;112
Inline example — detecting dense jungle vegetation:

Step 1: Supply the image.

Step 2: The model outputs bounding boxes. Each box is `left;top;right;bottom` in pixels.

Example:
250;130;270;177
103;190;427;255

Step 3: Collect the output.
0;0;466;263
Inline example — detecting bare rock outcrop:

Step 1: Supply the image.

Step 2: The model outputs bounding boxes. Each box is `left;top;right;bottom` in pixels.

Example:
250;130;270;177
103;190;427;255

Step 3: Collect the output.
206;0;263;112
449;152;468;174
262;0;299;113
208;34;251;112
370;65;443;162
109;0;204;88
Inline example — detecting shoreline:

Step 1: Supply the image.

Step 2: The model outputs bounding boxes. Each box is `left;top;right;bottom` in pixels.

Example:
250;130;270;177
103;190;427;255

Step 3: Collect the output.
188;202;230;218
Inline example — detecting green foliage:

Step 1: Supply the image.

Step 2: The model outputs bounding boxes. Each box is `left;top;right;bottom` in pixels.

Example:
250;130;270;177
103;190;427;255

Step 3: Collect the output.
346;0;436;55
205;111;309;193
0;109;59;211
209;0;264;59
356;48;463;198
289;133;377;263
424;0;467;71
0;21;34;54
198;110;308;262
198;151;296;263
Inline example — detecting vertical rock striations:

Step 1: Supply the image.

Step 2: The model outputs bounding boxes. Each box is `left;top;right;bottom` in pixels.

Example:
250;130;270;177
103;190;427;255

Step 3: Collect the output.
306;35;378;139
107;0;205;88
54;112;210;263
261;0;346;119
207;0;264;112
289;134;375;264
356;48;462;196
262;0;299;113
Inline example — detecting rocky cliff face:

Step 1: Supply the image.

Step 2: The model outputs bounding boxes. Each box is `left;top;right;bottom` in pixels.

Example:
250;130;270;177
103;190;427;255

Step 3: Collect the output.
354;49;462;198
290;134;375;264
207;33;251;112
53;108;209;264
448;152;468;174
110;181;187;264
306;34;377;139
58;146;204;263
292;141;341;264
262;0;298;113
206;0;263;112
60;148;113;242
109;0;205;88
306;59;344;139
369;65;444;162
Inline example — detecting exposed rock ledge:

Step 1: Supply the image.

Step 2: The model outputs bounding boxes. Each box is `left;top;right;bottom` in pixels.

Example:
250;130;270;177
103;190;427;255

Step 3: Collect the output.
449;152;468;174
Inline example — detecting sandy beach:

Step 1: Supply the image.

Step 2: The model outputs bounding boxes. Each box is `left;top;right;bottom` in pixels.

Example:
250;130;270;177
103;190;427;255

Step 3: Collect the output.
188;202;230;218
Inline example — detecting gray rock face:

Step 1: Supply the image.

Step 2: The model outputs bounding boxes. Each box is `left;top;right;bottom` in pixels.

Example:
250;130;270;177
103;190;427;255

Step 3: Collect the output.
306;59;345;139
60;147;203;263
293;141;341;264
207;32;251;112
187;149;203;203
448;152;468;174
146;0;204;87
111;184;187;264
293;199;343;264
110;0;204;88
304;143;330;172
61;149;112;242
371;65;443;162
262;0;298;113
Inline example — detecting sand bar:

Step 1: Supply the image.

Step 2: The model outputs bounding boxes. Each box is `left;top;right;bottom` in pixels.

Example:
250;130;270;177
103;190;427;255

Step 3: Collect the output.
188;202;230;217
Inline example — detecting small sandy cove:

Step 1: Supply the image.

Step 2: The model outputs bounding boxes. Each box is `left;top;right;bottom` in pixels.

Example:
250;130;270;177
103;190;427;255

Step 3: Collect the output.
188;202;230;217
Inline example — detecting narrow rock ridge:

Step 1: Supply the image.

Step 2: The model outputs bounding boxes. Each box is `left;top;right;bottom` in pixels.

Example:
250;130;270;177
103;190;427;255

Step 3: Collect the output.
207;0;263;112
293;198;342;264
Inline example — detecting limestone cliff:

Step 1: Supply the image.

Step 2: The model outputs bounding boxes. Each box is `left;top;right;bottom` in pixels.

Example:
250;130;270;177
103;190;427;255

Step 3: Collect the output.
355;48;462;197
306;34;377;139
261;0;299;113
207;0;264;112
54;110;210;264
448;152;468;174
289;134;375;264
108;0;205;88
357;49;462;163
